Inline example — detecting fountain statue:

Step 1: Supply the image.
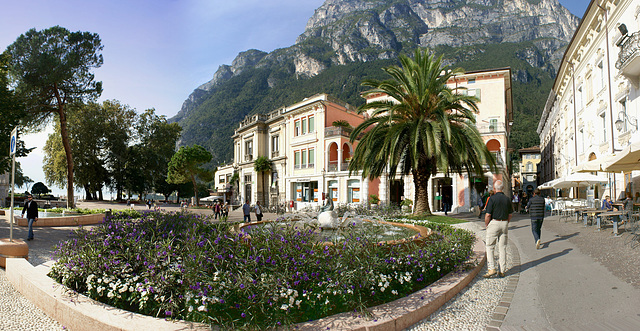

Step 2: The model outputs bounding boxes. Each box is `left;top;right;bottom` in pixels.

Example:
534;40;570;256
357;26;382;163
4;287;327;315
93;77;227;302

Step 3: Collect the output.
317;195;339;229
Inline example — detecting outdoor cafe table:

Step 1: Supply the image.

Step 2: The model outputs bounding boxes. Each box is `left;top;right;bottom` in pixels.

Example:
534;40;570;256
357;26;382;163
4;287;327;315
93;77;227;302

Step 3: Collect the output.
598;210;625;237
576;208;597;225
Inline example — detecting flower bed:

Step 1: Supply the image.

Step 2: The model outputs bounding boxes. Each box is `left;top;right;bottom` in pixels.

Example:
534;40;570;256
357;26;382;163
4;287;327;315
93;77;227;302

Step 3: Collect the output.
48;211;475;329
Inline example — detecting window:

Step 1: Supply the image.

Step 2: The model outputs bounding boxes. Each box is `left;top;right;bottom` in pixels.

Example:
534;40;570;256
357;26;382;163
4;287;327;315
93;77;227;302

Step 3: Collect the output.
294;151;301;169
294;181;318;202
347;179;361;203
579;128;584;154
468;78;476;84
620;98;629;132
302;118;307;135
597;61;604;92
244;174;252;183
328;180;338;202
308;148;315;167
577;85;583;110
271;135;279;157
308;116;315;133
219;175;226;183
245;141;253;161
489;119;498;132
301;150;307;168
294;120;301;136
600;112;607;143
526;163;534;172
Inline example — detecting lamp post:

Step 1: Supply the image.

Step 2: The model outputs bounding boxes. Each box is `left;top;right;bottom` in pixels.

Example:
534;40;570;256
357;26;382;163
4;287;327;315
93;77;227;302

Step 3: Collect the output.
614;110;638;132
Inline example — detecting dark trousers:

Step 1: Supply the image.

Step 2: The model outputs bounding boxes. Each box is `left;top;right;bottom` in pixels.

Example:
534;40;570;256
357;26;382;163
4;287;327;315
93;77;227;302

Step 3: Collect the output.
244;215;251;222
531;218;543;242
256;213;263;222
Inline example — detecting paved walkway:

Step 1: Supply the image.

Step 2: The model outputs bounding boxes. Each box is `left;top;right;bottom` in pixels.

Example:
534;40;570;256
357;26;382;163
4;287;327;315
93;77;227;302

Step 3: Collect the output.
0;203;639;330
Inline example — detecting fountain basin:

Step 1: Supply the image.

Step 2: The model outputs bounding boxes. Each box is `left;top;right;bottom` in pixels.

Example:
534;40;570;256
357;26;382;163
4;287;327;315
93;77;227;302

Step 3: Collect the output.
14;214;105;227
239;218;431;246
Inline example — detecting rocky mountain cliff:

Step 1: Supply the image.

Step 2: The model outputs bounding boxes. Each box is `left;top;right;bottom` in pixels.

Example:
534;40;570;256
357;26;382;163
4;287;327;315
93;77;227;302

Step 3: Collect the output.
171;0;579;164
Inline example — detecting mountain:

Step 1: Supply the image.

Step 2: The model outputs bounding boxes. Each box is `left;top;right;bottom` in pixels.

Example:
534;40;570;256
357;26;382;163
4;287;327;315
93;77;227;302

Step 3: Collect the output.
171;0;579;166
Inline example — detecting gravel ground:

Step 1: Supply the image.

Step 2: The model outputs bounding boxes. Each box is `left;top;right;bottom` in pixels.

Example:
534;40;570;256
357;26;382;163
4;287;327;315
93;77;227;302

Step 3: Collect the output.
542;215;640;288
0;268;64;330
407;220;513;331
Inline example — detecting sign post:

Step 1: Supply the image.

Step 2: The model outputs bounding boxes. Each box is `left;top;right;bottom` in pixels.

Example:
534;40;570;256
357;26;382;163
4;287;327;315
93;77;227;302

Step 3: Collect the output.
9;127;17;242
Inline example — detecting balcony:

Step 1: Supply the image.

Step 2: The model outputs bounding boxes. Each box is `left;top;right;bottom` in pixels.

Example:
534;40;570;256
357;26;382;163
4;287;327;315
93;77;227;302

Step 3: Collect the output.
327;161;350;172
477;122;507;134
244;154;253;162
616;32;640;87
271;150;279;158
324;126;352;138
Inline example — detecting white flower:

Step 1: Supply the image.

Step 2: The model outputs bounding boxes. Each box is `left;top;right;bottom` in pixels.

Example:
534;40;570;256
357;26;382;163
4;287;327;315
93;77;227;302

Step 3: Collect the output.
280;304;289;310
198;305;207;312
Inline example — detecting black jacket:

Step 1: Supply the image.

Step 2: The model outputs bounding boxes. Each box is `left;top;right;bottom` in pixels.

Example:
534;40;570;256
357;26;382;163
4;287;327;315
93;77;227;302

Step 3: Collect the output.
527;195;545;219
22;199;38;219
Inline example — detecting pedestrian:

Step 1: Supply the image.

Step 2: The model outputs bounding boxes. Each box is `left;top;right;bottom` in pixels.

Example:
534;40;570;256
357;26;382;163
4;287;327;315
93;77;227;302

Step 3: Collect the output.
483;180;513;278
520;192;528;214
242;200;251;222
512;192;519;213
21;194;38;241
443;193;451;216
214;201;221;219
222;201;229;220
255;201;263;222
527;188;545;249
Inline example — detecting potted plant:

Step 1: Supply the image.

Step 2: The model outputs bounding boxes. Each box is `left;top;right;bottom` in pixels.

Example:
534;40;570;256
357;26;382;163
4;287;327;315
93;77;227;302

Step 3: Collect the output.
368;194;379;207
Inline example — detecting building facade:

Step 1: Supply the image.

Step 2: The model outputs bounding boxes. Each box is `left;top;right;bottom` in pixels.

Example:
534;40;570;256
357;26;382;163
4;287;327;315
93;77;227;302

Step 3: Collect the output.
519;146;541;196
538;0;640;199
216;68;512;213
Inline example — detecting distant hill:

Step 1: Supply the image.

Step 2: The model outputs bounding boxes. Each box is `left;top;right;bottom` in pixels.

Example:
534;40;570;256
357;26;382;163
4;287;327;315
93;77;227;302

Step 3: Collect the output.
171;0;579;166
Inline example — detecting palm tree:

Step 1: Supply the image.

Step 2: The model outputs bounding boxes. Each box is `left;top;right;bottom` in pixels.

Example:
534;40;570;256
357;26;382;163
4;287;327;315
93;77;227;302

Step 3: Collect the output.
253;156;273;207
349;49;496;215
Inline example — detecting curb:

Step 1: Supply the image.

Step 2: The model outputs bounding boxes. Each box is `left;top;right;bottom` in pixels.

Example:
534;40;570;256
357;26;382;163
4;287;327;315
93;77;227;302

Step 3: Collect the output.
485;238;521;331
5;235;486;331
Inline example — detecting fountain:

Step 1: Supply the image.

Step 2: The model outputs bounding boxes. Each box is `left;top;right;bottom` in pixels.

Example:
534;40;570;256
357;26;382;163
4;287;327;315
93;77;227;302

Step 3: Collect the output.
239;197;431;245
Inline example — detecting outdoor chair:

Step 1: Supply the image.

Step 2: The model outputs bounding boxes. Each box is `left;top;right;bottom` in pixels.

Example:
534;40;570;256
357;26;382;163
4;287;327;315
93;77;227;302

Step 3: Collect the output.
624;212;640;248
551;200;564;216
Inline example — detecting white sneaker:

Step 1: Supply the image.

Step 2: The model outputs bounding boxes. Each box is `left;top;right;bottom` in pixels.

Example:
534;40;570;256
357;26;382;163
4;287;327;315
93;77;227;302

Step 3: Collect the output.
536;239;541;249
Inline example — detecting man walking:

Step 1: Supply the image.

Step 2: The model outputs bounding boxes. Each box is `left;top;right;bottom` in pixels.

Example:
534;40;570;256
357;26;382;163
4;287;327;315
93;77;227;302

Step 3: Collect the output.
21;194;38;241
254;201;263;222
483;180;513;278
527;188;545;249
242;200;251;222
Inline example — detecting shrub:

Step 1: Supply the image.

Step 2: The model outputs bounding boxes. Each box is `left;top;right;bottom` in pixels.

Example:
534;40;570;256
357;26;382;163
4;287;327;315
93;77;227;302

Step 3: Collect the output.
49;211;475;329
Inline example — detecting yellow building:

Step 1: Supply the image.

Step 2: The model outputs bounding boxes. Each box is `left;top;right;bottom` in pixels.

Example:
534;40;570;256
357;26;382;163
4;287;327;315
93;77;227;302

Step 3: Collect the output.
519;146;541;195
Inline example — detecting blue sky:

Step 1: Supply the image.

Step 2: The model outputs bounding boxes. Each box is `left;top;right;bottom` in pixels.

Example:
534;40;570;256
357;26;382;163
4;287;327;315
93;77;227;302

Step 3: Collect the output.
1;0;589;196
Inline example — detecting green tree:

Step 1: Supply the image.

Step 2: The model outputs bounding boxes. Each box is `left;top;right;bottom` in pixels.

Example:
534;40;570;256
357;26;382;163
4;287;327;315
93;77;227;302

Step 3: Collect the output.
0;53;32;173
350;49;495;215
167;145;213;206
253;156;273;206
4;26;104;208
31;182;51;196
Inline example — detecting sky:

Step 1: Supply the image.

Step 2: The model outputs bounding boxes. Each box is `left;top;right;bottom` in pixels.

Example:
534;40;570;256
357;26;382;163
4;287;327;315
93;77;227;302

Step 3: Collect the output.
1;0;589;197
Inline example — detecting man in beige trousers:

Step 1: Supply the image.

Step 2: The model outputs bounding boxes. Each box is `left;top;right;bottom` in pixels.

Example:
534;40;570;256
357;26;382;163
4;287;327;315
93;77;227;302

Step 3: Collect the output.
483;180;513;278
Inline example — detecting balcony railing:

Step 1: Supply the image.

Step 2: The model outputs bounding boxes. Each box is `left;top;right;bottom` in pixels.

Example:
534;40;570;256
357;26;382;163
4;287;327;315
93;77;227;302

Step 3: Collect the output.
477;122;507;134
271;150;279;158
244;154;253;162
324;126;352;138
616;32;640;74
327;161;349;172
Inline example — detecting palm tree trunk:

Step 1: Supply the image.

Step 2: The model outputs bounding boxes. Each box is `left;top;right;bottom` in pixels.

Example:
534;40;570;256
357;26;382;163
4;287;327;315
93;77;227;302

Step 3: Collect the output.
412;157;434;215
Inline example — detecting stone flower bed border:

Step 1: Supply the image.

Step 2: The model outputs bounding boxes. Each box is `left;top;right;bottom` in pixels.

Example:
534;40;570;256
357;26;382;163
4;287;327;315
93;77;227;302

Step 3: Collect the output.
5;235;485;331
15;214;105;227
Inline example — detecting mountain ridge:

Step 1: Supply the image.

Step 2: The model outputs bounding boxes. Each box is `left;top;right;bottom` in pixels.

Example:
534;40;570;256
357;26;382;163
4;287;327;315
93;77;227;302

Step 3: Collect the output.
171;0;580;166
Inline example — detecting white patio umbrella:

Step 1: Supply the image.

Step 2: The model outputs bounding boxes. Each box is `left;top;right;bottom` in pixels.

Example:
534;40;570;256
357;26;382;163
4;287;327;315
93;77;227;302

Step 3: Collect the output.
551;173;608;189
538;178;561;189
572;153;621;173
603;140;640;172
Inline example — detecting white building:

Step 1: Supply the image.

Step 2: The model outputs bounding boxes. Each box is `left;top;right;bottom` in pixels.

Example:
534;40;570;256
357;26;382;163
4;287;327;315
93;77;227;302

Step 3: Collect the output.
538;0;640;199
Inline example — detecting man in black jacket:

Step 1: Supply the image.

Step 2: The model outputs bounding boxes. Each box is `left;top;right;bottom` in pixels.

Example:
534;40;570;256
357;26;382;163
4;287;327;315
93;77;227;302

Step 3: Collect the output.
21;194;38;241
527;188;545;249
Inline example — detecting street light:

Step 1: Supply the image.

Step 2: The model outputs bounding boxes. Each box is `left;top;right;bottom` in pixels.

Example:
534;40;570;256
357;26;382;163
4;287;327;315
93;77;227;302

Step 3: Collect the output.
614;111;638;131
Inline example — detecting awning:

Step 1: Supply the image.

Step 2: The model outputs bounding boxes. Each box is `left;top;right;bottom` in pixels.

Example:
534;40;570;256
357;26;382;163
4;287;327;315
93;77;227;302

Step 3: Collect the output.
603;140;640;172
